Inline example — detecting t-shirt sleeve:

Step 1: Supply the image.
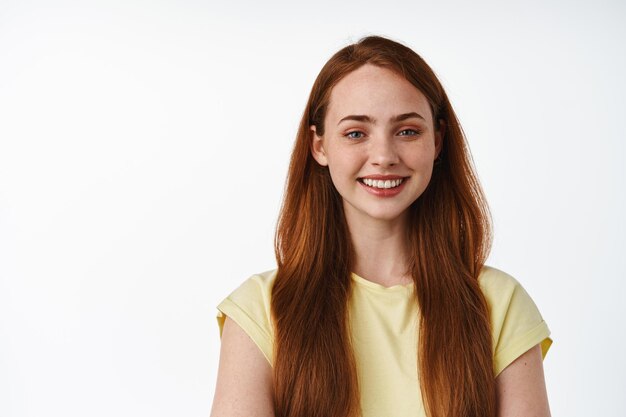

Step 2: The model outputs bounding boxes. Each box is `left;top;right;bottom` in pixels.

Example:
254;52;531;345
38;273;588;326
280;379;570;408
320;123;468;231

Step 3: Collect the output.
479;267;553;377
216;270;276;366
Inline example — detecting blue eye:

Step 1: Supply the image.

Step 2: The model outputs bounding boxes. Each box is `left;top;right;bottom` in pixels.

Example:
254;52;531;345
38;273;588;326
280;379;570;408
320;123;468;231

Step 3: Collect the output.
398;129;420;136
346;131;365;139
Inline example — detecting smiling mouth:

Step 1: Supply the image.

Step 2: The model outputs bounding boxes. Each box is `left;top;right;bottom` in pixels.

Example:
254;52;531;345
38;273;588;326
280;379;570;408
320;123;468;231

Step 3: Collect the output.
358;177;406;189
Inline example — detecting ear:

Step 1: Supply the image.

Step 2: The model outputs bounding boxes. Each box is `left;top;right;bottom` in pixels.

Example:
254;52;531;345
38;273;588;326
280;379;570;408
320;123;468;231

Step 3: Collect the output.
434;119;445;159
310;125;329;166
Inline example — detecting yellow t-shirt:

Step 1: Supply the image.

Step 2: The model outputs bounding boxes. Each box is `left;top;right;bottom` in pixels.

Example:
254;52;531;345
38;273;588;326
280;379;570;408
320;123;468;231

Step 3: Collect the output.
216;266;552;416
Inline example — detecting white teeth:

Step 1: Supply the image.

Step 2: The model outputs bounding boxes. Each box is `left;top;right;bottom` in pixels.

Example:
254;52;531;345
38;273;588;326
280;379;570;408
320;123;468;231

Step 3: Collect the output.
362;178;404;189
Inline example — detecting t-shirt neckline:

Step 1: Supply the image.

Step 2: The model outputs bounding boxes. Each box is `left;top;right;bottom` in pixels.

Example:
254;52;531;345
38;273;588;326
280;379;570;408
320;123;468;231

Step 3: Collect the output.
350;272;414;292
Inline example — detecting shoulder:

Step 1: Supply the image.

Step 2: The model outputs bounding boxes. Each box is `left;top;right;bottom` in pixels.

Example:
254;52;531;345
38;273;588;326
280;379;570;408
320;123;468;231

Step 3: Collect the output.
478;265;543;320
478;265;539;315
216;269;277;366
477;265;552;377
478;265;520;294
226;269;278;302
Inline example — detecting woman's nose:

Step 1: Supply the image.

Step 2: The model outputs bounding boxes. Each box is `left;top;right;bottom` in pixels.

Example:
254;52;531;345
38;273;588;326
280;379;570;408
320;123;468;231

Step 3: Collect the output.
370;136;399;167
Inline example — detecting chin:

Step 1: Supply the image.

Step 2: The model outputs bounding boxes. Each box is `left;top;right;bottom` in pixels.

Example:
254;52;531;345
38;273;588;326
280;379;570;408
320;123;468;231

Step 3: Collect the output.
363;208;411;223
342;199;414;225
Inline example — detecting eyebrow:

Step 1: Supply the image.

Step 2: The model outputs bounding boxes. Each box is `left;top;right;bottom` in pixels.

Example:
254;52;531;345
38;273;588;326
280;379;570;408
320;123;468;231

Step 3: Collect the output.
337;112;425;126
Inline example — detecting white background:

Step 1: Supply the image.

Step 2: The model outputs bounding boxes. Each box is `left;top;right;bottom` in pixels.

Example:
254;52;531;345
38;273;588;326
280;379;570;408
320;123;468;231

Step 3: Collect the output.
1;1;624;416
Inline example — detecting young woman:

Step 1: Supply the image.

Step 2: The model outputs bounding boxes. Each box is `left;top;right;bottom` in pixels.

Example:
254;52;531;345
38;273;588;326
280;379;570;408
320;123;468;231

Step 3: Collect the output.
210;36;552;417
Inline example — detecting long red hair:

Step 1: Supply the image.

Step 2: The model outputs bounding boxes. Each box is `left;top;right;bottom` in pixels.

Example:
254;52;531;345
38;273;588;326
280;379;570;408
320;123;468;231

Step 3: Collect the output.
272;36;495;417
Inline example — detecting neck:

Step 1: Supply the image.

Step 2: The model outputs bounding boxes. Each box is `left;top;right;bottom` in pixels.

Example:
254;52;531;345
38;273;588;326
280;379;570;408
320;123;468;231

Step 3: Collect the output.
345;210;413;287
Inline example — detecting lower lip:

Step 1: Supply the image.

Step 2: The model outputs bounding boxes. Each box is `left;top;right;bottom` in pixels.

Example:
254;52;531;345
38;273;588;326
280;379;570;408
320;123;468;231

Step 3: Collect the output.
358;179;407;197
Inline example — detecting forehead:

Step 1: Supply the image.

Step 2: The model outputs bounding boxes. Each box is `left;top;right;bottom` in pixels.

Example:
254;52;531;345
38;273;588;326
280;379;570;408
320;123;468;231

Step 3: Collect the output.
326;64;432;123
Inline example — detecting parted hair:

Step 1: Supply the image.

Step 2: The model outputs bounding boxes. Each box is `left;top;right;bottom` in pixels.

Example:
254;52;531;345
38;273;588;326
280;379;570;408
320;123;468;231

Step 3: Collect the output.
272;35;495;417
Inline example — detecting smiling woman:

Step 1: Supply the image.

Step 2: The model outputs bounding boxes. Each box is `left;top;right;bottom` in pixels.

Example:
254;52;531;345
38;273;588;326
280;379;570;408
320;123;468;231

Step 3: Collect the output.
310;64;441;225
210;36;552;417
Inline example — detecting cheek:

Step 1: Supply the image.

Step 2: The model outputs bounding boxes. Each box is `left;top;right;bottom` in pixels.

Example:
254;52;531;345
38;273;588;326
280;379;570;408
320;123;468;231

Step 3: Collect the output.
407;141;437;165
402;146;430;166
327;164;352;188
326;150;361;177
407;154;437;188
325;158;363;196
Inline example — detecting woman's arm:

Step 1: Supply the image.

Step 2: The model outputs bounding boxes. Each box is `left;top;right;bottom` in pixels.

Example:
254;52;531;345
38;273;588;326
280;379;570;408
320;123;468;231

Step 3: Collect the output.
210;317;275;417
495;343;551;417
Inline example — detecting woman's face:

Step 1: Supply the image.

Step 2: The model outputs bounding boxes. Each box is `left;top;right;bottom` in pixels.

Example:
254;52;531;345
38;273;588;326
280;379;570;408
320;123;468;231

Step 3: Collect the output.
311;64;442;227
